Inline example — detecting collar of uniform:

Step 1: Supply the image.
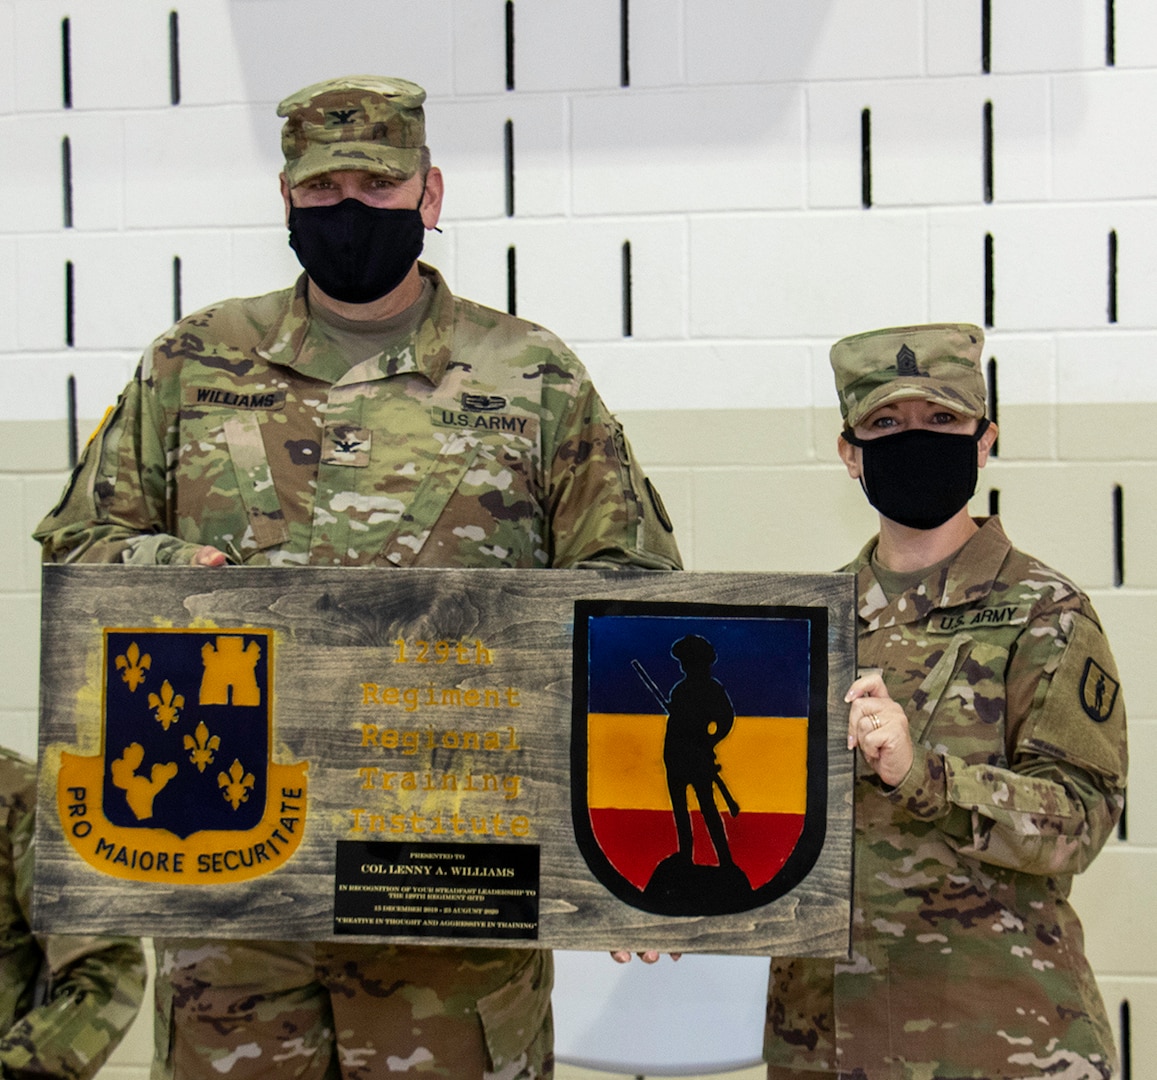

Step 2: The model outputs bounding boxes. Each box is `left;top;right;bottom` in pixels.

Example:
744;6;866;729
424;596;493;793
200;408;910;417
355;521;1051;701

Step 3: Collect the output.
851;517;1012;630
408;262;455;386
253;264;455;387
253;275;310;369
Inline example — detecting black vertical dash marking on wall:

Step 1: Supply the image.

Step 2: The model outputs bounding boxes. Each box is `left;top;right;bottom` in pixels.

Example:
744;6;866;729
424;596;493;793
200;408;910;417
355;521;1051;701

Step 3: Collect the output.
981;0;992;74
65;261;75;347
987;489;1000;517
505;1;515;90
61;18;73;107
1119;1000;1132;1079
1106;0;1116;67
62;136;74;228
1112;484;1125;586
986;357;999;457
173;256;183;323
860;108;872;208
1108;229;1118;323
621;241;633;337
504;119;515;217
984;233;995;327
983;101;994;203
620;0;630;87
506;246;517;316
67;375;79;469
169;11;181;105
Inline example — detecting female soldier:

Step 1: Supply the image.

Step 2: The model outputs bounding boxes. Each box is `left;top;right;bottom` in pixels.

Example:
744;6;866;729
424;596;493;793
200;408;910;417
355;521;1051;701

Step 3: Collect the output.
764;323;1127;1080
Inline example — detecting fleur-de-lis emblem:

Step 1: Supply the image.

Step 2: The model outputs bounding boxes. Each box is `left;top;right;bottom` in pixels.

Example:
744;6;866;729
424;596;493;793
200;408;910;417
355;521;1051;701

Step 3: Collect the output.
183;720;220;773
115;641;151;692
218;758;255;810
147;679;184;731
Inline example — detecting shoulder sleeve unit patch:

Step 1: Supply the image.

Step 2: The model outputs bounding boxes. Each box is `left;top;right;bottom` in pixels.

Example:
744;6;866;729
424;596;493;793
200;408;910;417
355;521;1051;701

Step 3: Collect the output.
1079;657;1120;723
1020;613;1126;787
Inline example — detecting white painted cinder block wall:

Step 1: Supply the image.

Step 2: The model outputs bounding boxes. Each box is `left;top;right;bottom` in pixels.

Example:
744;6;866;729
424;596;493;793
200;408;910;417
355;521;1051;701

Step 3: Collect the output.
3;2;1156;1077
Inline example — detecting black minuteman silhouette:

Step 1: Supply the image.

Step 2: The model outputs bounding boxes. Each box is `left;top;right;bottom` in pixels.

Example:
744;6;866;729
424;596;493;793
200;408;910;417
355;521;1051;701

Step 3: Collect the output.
633;634;739;869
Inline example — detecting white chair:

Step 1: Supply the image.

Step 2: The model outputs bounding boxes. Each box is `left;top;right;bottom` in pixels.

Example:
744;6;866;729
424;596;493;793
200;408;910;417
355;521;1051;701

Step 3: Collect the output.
552;950;768;1076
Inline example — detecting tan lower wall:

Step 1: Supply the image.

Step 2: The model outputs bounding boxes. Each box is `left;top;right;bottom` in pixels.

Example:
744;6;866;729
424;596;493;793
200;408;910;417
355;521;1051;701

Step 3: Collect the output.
8;404;1154;1078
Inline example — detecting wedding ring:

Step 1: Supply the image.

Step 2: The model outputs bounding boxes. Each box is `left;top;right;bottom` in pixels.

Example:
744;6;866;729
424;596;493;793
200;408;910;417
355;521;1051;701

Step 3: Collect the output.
870;714;881;731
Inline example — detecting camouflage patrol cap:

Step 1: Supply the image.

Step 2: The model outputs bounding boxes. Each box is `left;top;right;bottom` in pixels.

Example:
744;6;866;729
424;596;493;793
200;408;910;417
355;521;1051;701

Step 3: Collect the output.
831;323;987;429
277;75;427;185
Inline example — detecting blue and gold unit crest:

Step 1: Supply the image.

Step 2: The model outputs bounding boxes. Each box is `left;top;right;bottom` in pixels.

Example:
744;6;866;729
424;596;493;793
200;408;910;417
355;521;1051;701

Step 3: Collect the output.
571;600;829;916
57;628;308;884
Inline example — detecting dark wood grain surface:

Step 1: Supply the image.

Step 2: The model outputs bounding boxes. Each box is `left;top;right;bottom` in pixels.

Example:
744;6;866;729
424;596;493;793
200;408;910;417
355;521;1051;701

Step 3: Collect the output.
36;565;855;956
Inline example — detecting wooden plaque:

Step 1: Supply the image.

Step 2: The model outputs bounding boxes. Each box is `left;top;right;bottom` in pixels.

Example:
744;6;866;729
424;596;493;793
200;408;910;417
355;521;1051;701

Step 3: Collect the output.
36;565;855;957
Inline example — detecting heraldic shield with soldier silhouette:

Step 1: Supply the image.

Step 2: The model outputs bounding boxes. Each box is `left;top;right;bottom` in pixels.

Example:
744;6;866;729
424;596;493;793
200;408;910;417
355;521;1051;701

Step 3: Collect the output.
571;600;828;916
56;627;308;884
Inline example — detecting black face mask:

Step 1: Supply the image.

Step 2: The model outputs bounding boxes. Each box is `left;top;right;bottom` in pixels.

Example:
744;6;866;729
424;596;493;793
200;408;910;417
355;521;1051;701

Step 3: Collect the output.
287;197;425;305
843;419;990;530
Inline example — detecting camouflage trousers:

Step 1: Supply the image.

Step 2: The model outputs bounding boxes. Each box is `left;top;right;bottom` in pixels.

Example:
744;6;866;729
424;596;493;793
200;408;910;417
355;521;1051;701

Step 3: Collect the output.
767;1068;1046;1079
152;939;553;1079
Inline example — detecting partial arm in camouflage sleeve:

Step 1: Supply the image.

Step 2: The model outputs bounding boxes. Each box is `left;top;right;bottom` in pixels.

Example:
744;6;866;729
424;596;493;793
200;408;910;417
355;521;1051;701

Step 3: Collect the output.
886;608;1127;878
33;360;208;567
0;792;145;1079
544;378;681;571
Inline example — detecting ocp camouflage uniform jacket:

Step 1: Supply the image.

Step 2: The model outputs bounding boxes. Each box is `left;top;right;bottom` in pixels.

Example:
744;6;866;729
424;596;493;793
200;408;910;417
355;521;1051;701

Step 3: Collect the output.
35;264;682;573
0;748;146;1079
765;517;1126;1080
33;265;680;1074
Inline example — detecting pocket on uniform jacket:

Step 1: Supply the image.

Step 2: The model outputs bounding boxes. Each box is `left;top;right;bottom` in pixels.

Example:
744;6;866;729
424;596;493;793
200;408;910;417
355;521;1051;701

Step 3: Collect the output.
914;634;1012;760
177;386;290;552
223;414;290;550
378;430;542;567
475;949;553;1072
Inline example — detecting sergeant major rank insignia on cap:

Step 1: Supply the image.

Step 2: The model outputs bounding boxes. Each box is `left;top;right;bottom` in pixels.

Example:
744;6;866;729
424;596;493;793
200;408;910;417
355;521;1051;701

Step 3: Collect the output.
894;343;923;377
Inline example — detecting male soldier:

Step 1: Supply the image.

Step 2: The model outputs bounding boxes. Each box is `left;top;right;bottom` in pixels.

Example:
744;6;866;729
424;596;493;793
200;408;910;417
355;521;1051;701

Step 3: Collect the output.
34;75;681;1079
764;324;1125;1078
1;746;146;1079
